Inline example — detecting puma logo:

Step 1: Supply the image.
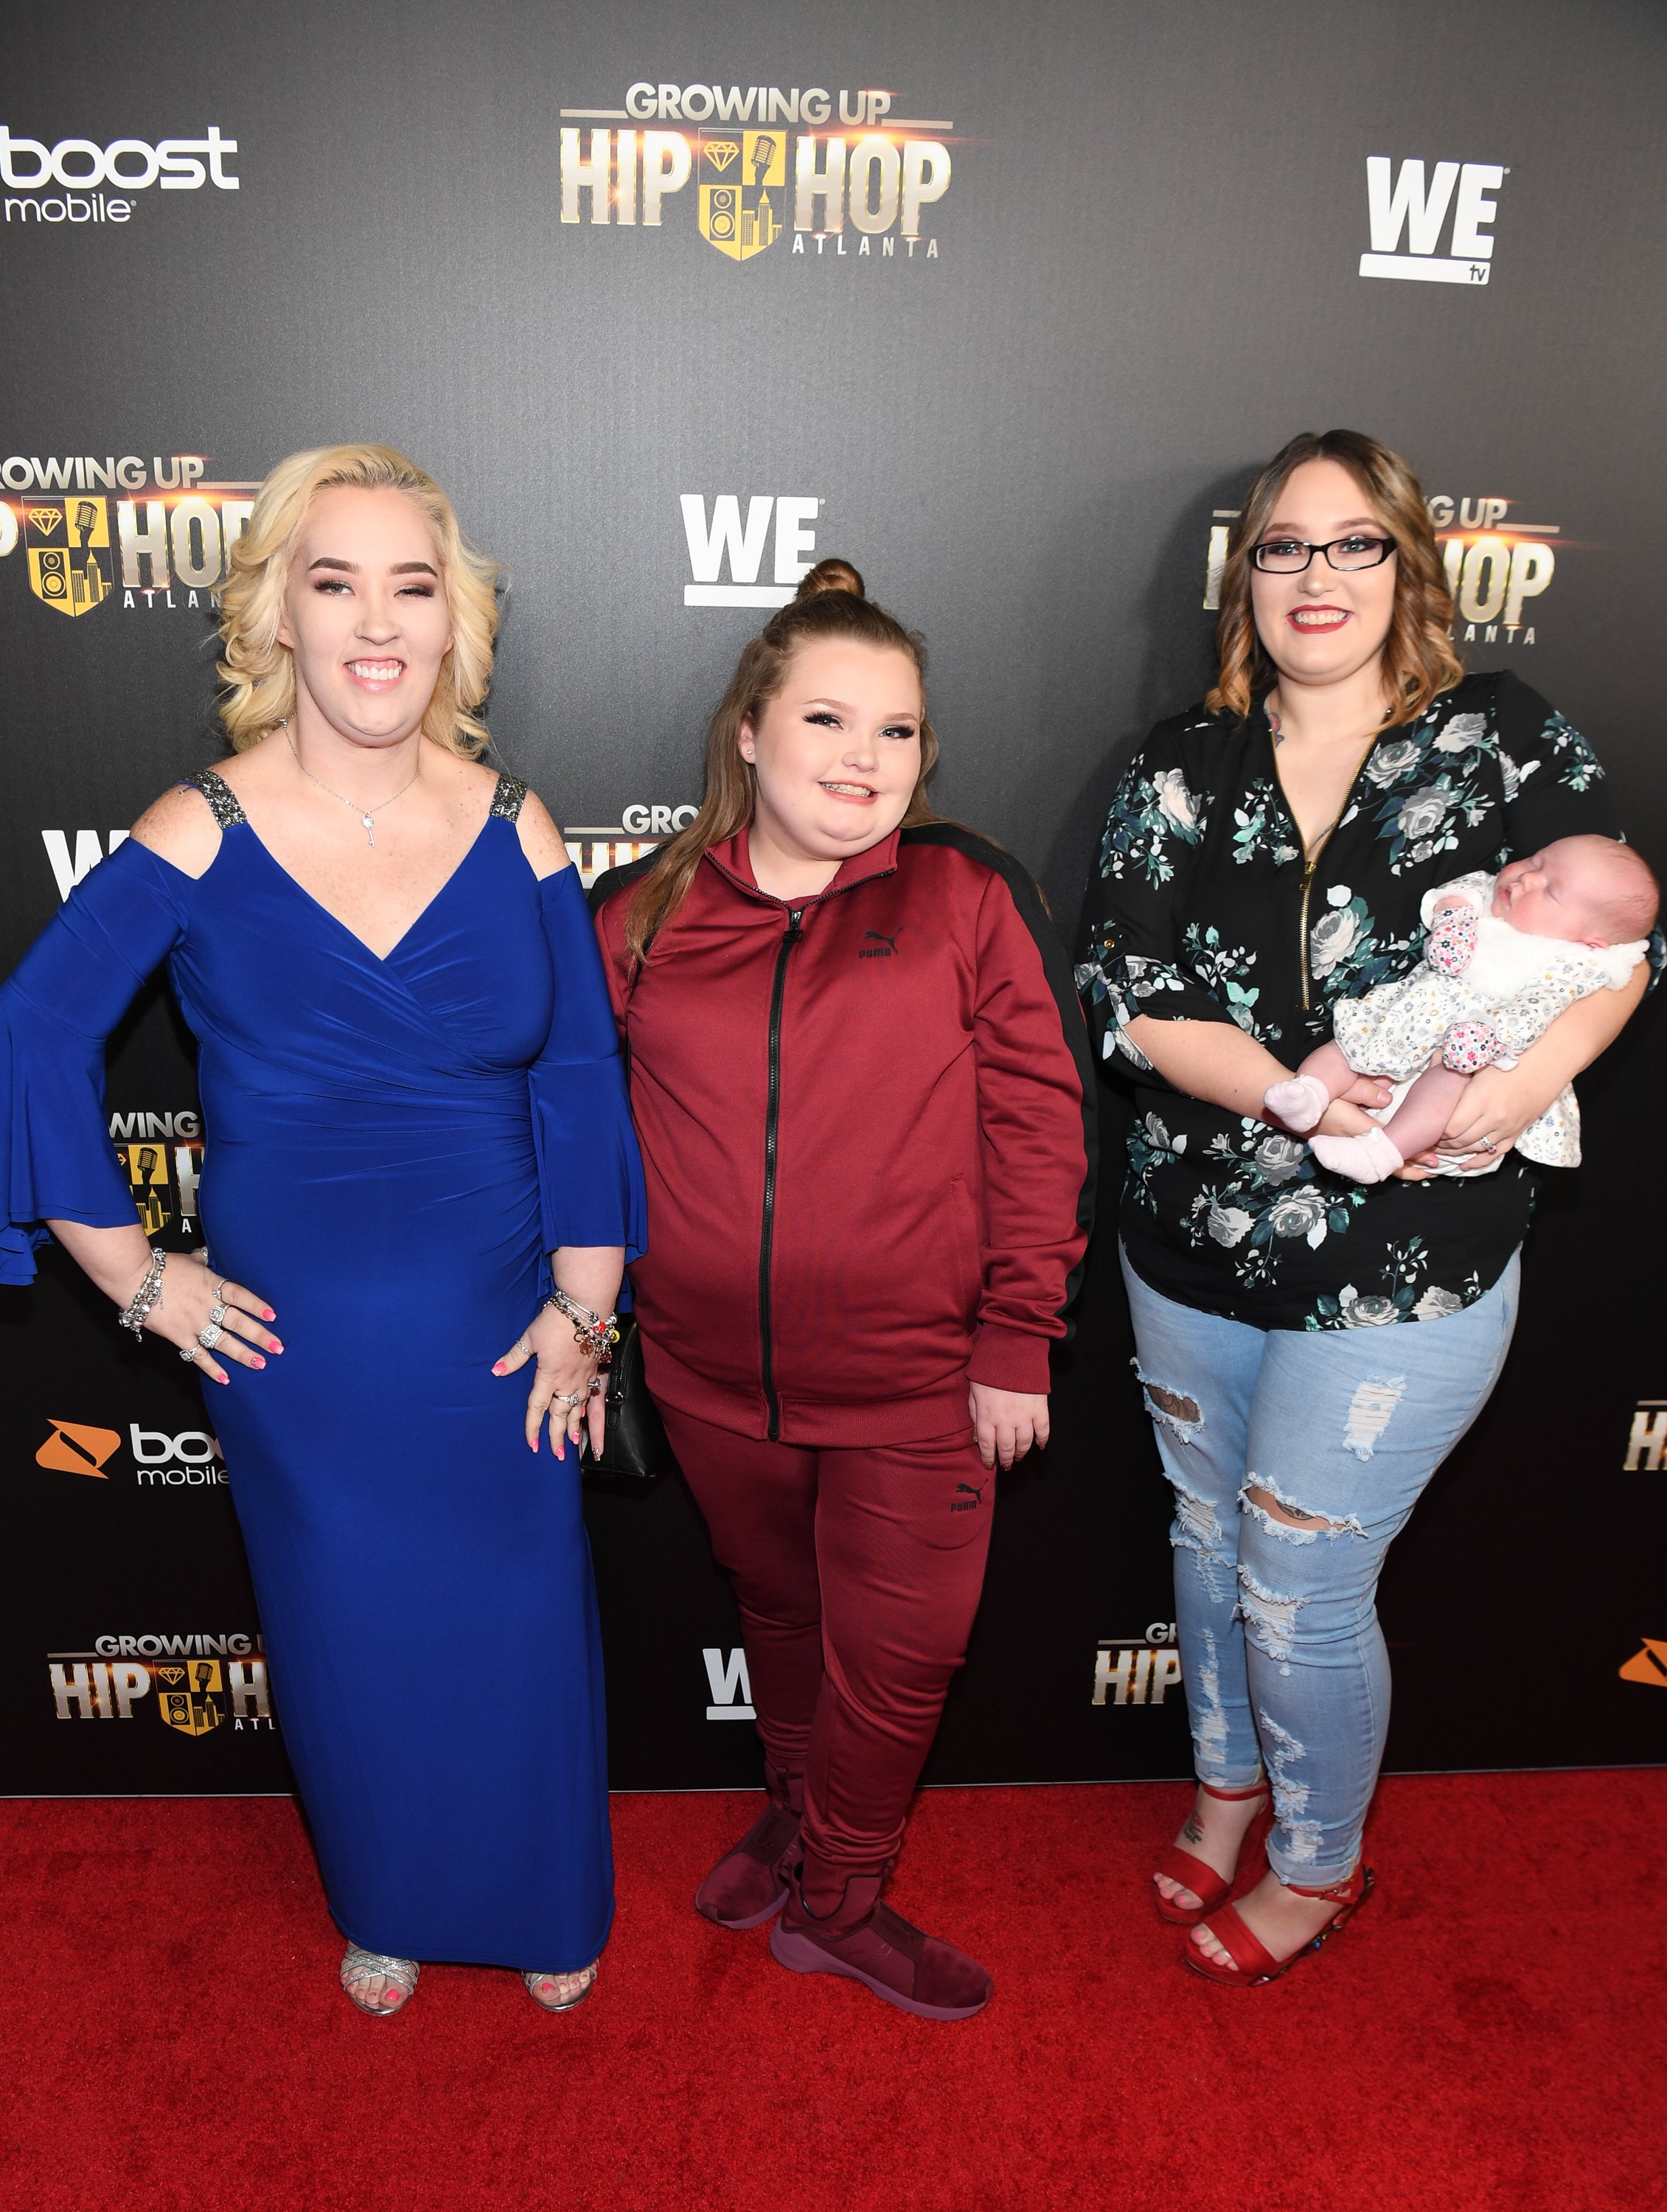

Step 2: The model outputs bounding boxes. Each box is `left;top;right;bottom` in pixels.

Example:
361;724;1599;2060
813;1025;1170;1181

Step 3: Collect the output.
858;928;902;961
950;1479;986;1514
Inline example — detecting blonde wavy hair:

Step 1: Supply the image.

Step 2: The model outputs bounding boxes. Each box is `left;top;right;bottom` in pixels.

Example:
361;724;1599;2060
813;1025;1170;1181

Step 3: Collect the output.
1208;429;1464;728
217;443;501;757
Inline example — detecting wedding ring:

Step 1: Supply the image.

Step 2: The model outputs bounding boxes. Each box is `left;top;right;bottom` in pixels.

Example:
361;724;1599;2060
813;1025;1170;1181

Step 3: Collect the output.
1480;1139;1497;1152
554;1388;585;1407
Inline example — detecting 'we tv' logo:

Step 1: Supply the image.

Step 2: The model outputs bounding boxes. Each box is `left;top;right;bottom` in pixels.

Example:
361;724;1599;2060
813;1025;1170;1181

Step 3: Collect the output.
681;493;821;608
1360;157;1505;286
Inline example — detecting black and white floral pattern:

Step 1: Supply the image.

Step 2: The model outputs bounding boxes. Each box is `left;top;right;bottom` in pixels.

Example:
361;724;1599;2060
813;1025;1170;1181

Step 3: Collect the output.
1078;669;1653;1330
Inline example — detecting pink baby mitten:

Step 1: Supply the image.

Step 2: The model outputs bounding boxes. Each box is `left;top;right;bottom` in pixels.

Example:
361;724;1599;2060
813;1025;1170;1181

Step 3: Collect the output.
1442;1019;1502;1073
1425;911;1478;977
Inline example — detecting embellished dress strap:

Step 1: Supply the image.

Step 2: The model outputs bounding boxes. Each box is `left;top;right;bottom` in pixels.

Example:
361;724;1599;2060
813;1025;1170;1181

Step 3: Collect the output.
489;771;529;821
186;767;249;827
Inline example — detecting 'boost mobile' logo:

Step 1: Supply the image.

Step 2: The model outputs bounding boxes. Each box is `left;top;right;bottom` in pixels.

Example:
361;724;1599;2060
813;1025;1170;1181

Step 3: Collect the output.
1359;157;1505;287
1619;1639;1667;1688
36;1421;120;1478
2;126;238;228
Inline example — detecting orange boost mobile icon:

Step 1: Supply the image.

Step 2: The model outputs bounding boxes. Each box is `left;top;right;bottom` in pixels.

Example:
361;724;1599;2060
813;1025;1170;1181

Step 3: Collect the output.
1618;1639;1667;1688
36;1419;121;1478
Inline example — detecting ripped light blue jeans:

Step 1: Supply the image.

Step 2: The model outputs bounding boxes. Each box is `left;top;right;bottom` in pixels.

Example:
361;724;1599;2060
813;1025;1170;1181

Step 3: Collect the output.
1120;1248;1519;1888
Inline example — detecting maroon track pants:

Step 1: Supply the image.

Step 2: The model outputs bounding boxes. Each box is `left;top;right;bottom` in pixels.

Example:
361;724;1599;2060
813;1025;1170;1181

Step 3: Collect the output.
662;1406;997;1879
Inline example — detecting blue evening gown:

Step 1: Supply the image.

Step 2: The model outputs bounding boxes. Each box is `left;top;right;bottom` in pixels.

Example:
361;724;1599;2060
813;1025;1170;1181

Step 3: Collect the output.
0;768;646;1972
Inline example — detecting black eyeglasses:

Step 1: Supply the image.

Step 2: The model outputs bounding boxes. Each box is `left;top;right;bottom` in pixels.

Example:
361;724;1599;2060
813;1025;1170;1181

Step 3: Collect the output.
1251;534;1396;574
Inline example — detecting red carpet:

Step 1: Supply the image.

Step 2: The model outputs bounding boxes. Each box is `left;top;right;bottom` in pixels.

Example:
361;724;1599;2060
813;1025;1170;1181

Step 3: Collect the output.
2;1773;1662;2212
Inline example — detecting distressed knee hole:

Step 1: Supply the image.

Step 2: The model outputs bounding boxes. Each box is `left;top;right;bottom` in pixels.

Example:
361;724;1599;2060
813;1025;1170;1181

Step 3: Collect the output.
1242;1480;1363;1542
1132;1360;1203;1443
1342;1374;1406;1462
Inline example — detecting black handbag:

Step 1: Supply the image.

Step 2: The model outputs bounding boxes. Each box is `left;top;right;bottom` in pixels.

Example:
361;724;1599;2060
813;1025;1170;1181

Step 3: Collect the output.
580;1310;672;1481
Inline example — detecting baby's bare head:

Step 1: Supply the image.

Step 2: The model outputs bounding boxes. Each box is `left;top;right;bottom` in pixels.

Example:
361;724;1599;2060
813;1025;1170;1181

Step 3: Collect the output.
1492;835;1658;946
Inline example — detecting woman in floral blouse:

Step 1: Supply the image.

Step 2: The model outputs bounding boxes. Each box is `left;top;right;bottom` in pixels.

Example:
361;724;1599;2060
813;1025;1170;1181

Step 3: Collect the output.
1077;429;1649;1986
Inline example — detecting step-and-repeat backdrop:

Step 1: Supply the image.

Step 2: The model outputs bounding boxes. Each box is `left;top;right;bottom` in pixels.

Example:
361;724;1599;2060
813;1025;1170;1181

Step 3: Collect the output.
4;0;1664;1795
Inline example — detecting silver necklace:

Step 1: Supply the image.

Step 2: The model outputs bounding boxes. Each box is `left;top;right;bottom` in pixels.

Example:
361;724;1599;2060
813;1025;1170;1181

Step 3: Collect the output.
284;723;419;847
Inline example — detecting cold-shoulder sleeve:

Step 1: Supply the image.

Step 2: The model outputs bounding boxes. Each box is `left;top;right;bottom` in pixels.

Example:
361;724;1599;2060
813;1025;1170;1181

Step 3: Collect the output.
529;865;647;1261
0;840;189;1283
1075;719;1242;1084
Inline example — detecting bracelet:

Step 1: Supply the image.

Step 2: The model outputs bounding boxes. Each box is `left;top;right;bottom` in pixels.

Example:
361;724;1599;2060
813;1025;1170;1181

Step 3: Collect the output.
118;1248;167;1340
545;1286;620;1362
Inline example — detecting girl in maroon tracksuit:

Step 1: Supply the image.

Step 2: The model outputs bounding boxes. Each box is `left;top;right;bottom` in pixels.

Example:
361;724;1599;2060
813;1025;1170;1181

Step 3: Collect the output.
591;561;1093;2018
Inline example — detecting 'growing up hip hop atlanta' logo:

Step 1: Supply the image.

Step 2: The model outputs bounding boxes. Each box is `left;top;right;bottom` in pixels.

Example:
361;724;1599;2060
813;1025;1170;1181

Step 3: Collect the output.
0;453;259;618
47;1632;273;1736
1204;491;1562;647
557;83;953;262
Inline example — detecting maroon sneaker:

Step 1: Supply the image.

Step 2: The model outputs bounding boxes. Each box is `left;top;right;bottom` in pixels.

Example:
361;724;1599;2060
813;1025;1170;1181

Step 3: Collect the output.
693;1764;804;1930
770;1868;992;2020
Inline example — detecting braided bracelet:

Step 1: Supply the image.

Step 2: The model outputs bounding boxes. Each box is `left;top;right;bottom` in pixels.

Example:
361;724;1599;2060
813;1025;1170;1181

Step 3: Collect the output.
545;1286;620;1361
118;1248;167;1340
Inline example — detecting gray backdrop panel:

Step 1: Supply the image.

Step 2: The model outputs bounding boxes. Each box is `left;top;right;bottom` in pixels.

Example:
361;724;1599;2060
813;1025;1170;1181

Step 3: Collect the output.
3;0;1663;1793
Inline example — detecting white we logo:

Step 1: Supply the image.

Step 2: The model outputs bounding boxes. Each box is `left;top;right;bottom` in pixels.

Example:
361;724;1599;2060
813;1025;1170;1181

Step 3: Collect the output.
1360;158;1506;287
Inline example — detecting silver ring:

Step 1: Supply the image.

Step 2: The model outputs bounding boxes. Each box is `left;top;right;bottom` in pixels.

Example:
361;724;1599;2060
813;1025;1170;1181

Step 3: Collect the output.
214;1279;229;1301
179;1343;199;1362
1480;1139;1497;1153
554;1388;585;1408
198;1322;223;1352
209;1301;228;1327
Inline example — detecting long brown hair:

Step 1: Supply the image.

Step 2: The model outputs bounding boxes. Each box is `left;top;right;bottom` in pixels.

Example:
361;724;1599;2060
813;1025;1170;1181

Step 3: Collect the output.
624;559;938;959
1207;428;1464;727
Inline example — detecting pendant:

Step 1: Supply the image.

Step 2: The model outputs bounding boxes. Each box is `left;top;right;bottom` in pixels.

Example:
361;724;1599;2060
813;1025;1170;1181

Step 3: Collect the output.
362;814;376;846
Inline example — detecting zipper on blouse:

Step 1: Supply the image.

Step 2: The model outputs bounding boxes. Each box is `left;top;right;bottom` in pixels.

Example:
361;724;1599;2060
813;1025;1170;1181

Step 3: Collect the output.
758;906;804;1441
1271;728;1377;1014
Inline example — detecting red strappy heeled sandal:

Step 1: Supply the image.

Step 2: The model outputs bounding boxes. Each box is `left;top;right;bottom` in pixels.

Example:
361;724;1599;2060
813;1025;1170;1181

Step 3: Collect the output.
1183;1864;1375;1986
1152;1780;1272;1927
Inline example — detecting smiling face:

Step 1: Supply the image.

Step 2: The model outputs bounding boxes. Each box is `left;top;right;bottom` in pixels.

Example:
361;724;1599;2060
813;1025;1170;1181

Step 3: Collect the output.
739;637;924;869
1248;456;1399;696
276;485;454;749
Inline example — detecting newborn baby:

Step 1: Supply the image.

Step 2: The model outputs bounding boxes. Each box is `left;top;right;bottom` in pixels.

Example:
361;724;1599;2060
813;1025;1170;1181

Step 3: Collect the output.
1265;835;1657;1183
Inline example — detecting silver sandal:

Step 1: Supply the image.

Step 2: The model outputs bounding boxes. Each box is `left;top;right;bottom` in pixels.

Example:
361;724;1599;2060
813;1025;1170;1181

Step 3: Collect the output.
522;1961;598;2013
340;1945;420;2014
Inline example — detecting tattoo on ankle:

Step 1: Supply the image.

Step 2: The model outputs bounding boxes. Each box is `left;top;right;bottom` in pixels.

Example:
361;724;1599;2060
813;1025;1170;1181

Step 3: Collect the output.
1182;1816;1205;1845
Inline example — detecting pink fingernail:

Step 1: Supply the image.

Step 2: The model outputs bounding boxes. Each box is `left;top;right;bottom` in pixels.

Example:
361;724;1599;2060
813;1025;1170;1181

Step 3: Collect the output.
269;1340;284;1353
252;1357;266;1369
492;1362;506;1376
263;1309;275;1321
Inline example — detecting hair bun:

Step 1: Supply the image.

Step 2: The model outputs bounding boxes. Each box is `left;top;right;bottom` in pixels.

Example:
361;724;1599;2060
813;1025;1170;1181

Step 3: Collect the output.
793;557;865;602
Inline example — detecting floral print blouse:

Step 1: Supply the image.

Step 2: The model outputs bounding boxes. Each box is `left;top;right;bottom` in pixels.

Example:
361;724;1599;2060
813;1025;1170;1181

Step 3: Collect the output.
1076;670;1625;1330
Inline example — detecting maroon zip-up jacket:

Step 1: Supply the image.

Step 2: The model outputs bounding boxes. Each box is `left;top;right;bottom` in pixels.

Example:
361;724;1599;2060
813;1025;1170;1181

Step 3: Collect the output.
591;823;1095;1447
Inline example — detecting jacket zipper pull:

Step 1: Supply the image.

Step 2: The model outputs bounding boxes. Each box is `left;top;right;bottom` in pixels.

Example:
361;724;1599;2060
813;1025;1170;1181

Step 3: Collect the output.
786;907;804;941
